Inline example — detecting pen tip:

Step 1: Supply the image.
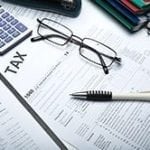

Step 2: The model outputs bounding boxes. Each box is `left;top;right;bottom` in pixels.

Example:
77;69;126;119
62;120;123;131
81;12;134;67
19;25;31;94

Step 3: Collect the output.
70;93;77;96
70;91;86;97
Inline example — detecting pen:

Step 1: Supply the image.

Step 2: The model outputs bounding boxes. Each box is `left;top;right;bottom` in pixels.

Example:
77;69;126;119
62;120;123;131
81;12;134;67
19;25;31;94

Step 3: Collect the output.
70;91;150;101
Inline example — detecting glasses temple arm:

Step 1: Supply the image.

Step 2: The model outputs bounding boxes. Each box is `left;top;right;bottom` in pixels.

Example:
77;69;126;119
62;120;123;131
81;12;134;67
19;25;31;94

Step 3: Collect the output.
98;54;109;74
100;53;121;62
31;34;69;42
81;44;109;73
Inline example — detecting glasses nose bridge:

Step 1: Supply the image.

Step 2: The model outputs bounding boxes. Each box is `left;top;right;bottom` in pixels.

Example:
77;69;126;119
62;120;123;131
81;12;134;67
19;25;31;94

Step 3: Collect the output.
70;34;83;47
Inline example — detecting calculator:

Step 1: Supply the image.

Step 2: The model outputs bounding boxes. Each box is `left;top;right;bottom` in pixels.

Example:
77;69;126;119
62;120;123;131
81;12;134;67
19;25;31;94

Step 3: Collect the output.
0;7;32;55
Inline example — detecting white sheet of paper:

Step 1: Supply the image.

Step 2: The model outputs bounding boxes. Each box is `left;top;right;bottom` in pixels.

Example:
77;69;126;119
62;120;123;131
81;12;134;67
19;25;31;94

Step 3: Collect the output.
1;27;150;150
0;80;63;150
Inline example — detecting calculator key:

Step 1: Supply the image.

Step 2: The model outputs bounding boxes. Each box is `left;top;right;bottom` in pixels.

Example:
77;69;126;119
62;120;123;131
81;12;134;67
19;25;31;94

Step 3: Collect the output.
12;31;20;37
0;32;8;39
0;20;6;27
6;16;14;22
3;24;11;31
8;28;15;34
0;41;5;48
15;23;27;32
2;12;9;19
11;19;18;25
5;36;13;43
0;29;4;34
0;9;4;14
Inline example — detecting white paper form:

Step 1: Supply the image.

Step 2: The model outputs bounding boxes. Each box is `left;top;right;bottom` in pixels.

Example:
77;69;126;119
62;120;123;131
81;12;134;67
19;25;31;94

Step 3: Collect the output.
0;80;64;150
1;26;150;150
27;31;150;150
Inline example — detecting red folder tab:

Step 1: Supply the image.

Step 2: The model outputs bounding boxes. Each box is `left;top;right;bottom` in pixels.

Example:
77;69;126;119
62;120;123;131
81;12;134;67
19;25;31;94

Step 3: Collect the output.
144;0;150;3
121;0;146;14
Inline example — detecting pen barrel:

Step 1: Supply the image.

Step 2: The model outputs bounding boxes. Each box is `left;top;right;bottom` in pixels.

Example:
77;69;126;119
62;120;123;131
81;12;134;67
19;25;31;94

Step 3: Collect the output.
113;93;150;101
87;91;112;101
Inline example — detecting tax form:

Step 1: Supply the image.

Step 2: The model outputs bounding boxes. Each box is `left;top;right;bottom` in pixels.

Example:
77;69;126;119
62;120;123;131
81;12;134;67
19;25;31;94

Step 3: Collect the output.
1;27;150;150
0;80;64;150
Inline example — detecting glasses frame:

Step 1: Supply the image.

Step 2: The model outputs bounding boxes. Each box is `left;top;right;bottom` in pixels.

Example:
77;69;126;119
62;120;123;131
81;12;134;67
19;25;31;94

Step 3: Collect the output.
31;18;121;74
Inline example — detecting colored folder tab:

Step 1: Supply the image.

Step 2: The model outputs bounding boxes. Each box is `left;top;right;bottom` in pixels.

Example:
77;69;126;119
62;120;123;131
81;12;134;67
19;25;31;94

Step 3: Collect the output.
105;0;142;25
131;0;150;8
94;0;145;32
121;0;146;14
144;0;150;2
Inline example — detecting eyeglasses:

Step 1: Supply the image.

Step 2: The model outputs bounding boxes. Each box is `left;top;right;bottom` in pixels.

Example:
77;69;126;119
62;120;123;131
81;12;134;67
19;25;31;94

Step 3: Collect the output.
31;18;121;74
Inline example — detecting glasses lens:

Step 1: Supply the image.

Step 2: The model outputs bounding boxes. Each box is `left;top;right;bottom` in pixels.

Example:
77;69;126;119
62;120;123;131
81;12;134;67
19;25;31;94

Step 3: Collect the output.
38;19;72;45
80;39;116;67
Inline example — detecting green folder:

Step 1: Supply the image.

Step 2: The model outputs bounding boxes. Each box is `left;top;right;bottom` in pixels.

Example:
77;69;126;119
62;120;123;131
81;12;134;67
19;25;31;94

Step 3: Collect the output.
131;0;150;9
94;0;145;32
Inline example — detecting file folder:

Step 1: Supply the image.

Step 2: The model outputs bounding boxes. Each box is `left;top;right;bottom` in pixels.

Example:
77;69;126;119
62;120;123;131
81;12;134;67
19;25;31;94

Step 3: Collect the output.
105;0;143;25
93;0;146;32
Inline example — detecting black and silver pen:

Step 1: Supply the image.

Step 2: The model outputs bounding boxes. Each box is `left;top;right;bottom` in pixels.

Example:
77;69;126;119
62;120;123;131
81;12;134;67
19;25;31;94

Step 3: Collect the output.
70;91;150;101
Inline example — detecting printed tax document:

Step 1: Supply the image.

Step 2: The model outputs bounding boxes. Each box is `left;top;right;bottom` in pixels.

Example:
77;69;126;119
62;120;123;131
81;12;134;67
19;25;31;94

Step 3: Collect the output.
0;80;64;150
0;1;150;149
1;25;150;150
